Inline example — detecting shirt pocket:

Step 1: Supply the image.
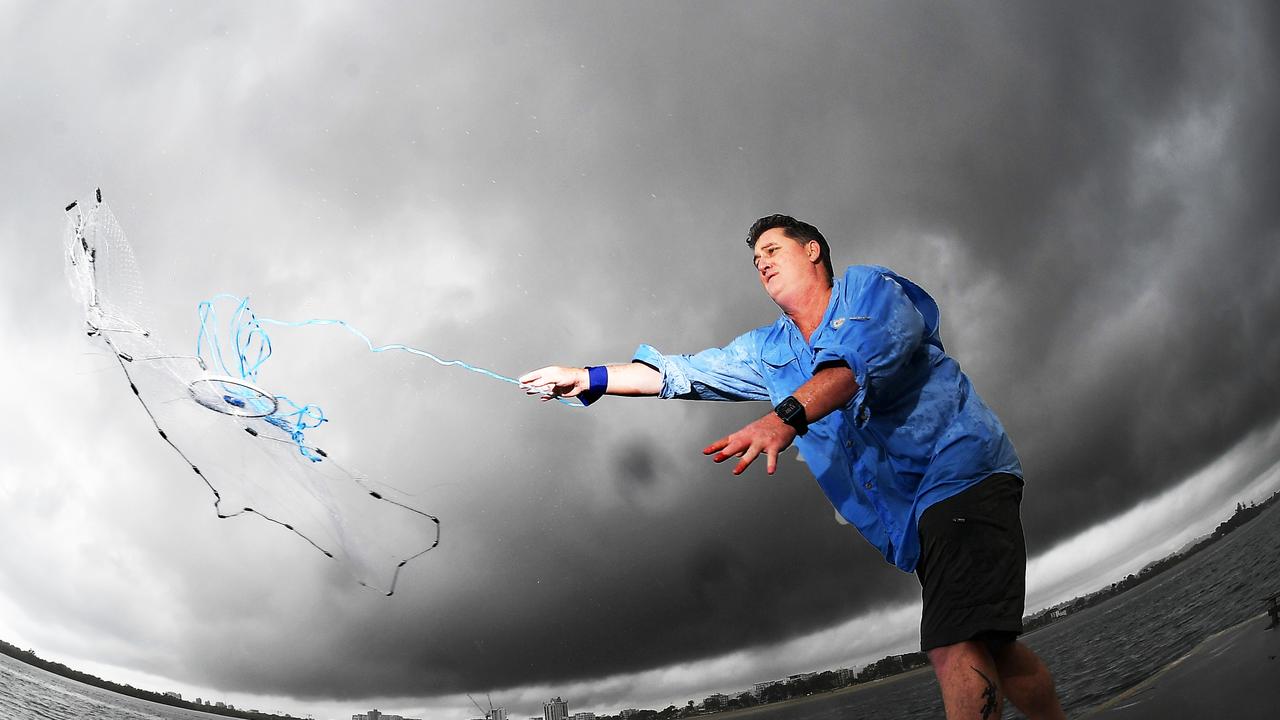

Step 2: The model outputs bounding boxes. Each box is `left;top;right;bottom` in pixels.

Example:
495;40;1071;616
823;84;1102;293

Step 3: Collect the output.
760;344;802;397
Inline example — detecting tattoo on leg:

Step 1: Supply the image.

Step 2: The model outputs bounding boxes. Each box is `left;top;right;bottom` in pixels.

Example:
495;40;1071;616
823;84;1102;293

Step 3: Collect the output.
971;666;998;719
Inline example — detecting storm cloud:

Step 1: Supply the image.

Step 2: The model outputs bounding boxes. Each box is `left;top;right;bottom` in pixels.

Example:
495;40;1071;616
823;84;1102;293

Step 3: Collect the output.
1;1;1278;717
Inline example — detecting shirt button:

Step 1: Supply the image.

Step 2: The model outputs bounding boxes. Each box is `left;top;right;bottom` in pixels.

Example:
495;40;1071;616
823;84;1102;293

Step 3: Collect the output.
864;481;873;489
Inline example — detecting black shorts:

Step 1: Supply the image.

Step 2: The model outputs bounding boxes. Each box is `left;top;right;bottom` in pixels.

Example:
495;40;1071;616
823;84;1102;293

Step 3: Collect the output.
916;473;1027;652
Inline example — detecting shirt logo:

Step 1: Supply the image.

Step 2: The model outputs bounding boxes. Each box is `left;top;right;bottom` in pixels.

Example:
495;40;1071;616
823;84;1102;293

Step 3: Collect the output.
830;316;869;329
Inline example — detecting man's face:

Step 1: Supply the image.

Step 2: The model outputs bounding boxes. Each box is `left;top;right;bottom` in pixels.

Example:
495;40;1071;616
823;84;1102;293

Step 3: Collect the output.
752;227;819;302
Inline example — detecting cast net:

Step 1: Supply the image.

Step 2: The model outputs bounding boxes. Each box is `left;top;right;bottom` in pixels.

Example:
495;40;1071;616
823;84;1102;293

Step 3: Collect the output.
64;190;440;595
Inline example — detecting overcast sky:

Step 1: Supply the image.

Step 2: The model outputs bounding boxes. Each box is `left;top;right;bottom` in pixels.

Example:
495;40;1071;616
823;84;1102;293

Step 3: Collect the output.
2;2;1279;718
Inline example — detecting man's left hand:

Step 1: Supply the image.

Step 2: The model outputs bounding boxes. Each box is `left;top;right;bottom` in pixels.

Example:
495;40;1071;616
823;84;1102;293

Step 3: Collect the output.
704;412;798;475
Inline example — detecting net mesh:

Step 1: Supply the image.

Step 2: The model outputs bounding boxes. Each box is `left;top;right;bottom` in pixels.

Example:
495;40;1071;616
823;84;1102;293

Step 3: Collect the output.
64;191;439;595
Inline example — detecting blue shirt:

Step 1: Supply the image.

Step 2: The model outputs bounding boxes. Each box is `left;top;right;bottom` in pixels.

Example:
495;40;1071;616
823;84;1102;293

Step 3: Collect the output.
633;265;1022;572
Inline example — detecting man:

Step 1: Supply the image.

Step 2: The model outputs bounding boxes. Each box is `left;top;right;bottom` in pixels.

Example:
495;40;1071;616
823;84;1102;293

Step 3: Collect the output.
519;215;1065;719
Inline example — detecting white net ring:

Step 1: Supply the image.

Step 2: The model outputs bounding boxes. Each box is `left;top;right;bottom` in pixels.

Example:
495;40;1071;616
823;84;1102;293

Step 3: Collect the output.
187;375;279;418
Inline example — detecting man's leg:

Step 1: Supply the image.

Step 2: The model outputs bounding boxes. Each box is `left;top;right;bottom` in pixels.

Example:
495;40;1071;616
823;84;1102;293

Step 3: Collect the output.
991;641;1066;720
928;640;1003;720
917;474;1065;718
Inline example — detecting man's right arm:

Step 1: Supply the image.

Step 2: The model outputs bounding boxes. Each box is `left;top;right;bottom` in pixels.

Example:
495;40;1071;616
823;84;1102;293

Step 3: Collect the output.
518;362;663;402
521;331;770;404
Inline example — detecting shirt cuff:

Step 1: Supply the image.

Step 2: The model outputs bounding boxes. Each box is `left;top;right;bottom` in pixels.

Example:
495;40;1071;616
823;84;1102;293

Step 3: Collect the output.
632;344;691;399
813;345;871;425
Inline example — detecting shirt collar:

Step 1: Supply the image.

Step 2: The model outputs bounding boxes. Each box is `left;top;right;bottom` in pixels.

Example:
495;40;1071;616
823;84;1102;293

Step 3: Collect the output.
764;276;842;362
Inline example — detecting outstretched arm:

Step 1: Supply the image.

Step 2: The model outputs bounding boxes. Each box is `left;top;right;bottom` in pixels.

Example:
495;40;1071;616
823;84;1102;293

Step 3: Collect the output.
518;362;663;401
704;363;859;475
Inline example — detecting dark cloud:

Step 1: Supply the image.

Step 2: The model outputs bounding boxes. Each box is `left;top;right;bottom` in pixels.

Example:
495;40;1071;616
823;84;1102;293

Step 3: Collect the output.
612;440;664;494
2;0;1278;712
188;448;916;697
970;1;1280;545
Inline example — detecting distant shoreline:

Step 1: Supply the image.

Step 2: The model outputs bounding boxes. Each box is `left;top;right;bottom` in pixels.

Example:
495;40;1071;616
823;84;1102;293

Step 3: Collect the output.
685;602;1091;720
0;640;303;720
707;665;935;720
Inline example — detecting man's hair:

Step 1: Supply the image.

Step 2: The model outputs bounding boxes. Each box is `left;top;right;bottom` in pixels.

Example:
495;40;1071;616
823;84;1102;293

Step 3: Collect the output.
746;214;834;283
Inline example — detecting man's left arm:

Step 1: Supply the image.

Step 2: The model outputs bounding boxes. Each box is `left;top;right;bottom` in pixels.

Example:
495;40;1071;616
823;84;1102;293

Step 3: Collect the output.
703;362;858;475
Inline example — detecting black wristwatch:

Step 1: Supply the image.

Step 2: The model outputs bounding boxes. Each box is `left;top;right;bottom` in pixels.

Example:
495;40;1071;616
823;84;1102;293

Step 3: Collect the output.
774;395;808;436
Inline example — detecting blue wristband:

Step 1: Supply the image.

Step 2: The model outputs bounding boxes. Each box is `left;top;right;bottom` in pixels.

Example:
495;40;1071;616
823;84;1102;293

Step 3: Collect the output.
579;365;608;406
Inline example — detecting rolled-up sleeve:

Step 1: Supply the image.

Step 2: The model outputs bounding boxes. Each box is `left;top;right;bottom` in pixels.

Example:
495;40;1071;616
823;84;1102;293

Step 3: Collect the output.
633;332;770;401
813;268;925;417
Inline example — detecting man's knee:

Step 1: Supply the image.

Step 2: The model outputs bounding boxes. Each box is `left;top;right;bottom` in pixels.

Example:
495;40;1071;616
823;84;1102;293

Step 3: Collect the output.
990;642;1066;719
990;639;1045;677
928;641;1003;720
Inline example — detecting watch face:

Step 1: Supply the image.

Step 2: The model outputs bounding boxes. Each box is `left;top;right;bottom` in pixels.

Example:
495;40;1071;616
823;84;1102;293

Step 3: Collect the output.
775;397;807;435
777;396;803;422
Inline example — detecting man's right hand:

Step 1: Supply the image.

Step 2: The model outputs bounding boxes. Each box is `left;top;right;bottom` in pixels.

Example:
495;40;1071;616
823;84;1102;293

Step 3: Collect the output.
518;366;589;402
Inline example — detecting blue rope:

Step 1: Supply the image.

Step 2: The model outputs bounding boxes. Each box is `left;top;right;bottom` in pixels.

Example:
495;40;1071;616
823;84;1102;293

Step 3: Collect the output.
195;294;575;460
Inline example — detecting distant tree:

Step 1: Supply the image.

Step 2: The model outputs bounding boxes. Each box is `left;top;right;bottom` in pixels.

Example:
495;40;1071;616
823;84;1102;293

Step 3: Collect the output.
761;684;789;704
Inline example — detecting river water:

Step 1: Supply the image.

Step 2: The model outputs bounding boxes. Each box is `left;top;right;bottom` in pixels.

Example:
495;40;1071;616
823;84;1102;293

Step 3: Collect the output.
0;652;238;720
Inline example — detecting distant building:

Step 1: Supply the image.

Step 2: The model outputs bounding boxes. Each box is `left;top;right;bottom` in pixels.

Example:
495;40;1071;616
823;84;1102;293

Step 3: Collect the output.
353;711;382;720
619;710;640;718
543;696;569;720
751;680;780;699
702;694;729;710
570;712;595;720
216;702;226;709
163;692;182;700
491;707;509;720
